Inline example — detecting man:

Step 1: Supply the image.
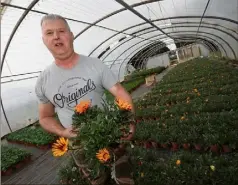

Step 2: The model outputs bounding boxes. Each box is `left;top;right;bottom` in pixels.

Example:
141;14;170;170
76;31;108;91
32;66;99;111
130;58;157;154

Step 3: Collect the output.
35;14;135;185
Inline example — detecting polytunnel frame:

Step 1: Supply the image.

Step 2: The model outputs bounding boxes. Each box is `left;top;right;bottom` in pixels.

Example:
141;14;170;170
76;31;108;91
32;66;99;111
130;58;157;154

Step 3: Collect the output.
108;31;230;69
117;37;217;79
125;38;214;73
126;38;214;71
0;0;168;77
116;36;222;79
101;22;237;61
104;28;234;70
88;15;238;57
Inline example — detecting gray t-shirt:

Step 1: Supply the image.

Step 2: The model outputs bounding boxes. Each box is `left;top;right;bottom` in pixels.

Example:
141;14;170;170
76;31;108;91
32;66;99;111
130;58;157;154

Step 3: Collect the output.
35;55;118;128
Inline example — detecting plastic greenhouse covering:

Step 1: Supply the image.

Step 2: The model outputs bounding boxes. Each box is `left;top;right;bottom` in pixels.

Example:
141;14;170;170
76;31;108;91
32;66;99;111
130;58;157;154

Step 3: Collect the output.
1;0;238;137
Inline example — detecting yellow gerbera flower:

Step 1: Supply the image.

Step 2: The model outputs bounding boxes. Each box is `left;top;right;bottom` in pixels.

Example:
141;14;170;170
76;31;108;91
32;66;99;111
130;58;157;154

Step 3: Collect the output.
75;100;91;114
176;160;181;165
52;137;69;157
96;148;111;163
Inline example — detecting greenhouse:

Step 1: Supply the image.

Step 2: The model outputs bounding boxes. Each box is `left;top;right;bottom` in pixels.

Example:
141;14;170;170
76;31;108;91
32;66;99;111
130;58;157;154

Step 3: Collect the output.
1;0;238;184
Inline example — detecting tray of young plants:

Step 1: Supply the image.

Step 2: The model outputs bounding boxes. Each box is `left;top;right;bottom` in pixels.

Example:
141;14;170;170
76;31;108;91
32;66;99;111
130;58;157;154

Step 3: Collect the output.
6;124;57;149
1;145;32;176
134;58;238;153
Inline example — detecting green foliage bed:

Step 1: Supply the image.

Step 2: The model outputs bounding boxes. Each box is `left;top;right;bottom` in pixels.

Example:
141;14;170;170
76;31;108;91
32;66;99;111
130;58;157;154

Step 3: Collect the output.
6;125;57;146
1;145;32;172
135;58;238;150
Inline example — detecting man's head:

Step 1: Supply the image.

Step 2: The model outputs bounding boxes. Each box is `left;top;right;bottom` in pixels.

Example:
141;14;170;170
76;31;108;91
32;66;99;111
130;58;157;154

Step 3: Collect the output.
41;14;74;60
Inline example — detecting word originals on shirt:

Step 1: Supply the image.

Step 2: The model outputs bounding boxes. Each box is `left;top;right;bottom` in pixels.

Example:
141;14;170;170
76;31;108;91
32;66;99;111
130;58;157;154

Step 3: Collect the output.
53;79;96;108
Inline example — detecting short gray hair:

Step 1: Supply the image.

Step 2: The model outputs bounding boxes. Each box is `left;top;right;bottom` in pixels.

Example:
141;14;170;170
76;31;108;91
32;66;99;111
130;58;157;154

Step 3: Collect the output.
41;14;71;31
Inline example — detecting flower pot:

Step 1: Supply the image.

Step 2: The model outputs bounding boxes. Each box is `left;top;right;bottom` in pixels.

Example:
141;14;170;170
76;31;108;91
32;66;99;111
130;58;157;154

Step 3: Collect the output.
171;142;179;151
210;144;219;153
2;168;13;176
222;145;232;153
182;143;190;150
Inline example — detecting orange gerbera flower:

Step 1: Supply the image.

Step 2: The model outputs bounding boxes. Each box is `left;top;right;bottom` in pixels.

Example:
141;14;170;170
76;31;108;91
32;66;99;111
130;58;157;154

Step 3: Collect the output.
176;160;181;165
75;100;91;114
115;98;132;111
52;137;69;157
96;148;111;163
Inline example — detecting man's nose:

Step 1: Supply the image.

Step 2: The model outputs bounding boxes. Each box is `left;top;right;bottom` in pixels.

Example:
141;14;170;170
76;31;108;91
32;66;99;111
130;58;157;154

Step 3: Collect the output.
53;31;59;39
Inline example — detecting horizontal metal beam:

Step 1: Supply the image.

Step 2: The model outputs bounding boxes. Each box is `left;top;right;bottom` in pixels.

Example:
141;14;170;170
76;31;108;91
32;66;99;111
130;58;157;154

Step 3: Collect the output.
75;0;163;39
114;0;173;39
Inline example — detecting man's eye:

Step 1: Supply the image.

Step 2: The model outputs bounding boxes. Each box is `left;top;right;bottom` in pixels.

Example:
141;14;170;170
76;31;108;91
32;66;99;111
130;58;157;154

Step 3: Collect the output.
59;30;65;33
46;32;53;35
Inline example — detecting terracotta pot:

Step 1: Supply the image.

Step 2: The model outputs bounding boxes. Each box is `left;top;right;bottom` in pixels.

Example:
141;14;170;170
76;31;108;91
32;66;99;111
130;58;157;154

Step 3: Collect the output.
1;168;13;176
210;144;219;153
171;142;179;151
182;143;190;150
222;145;232;153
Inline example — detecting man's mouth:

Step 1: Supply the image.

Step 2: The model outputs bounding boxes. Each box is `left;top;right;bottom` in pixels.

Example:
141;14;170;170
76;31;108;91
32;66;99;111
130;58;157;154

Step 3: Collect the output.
55;43;63;47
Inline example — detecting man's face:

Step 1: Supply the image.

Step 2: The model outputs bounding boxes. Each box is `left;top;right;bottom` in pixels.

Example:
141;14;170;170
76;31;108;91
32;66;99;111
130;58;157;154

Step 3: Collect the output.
41;19;74;60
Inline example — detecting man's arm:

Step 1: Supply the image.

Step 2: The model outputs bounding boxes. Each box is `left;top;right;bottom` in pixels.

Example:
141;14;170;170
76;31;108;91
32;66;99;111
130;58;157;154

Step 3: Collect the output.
39;102;77;138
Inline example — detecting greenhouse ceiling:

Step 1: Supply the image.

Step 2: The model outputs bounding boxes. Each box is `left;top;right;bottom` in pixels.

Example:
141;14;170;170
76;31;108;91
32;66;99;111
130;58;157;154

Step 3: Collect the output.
1;0;238;80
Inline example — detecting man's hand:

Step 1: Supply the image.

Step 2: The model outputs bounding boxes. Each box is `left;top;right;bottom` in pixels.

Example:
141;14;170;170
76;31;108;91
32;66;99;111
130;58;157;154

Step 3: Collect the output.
121;123;136;141
60;127;78;138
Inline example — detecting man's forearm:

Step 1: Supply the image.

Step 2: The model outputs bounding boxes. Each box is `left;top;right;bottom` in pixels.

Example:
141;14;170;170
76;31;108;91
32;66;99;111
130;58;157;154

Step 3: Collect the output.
39;117;65;136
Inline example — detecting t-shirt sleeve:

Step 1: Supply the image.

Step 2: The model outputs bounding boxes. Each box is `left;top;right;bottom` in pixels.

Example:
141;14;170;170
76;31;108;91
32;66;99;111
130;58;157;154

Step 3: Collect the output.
100;62;118;90
35;73;50;104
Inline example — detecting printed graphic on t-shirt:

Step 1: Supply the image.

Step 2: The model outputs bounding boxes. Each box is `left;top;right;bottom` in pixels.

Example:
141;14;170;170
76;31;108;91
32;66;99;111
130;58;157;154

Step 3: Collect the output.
53;77;96;110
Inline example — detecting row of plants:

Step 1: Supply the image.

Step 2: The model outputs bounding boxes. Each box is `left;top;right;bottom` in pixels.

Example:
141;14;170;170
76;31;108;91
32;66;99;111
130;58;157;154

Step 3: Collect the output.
133;58;238;153
6;125;57;149
1;145;32;176
133;110;238;153
124;66;165;81
130;146;238;185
